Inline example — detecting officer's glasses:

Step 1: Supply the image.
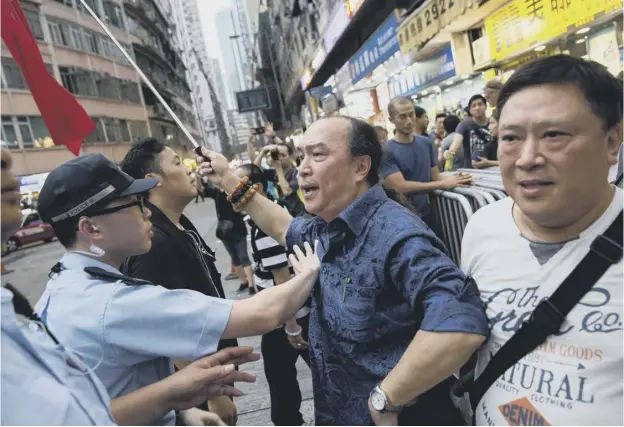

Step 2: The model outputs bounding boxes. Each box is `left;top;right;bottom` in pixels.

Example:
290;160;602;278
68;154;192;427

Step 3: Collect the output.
87;196;146;218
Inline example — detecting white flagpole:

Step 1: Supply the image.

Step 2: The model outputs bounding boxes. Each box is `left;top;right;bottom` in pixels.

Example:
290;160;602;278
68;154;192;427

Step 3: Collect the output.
77;0;200;148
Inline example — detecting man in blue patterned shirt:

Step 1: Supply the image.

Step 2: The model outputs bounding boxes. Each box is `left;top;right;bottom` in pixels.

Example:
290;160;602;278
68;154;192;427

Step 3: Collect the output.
198;116;489;425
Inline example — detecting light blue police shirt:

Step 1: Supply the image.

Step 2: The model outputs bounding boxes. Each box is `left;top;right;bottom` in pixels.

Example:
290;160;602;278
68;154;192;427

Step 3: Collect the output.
1;287;115;425
34;253;234;426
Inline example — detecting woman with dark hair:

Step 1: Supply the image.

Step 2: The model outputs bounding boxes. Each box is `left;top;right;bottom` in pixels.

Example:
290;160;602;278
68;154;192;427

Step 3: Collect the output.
233;163;313;427
472;107;499;169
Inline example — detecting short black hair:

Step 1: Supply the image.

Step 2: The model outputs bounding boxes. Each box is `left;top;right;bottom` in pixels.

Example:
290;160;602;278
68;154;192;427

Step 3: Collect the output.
387;96;413;117
120;138;166;180
338;117;381;186
277;142;294;156
443;115;461;134
435;113;447;121
468;94;487;109
236;163;269;191
52;221;79;248
414;106;427;118
498;55;623;130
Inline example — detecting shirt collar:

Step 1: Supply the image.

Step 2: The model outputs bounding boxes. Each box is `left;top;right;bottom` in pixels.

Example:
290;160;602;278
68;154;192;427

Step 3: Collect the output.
336;184;387;236
60;252;121;275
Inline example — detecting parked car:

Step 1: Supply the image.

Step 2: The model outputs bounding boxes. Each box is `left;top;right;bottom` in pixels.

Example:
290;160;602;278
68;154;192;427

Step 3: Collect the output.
4;209;55;253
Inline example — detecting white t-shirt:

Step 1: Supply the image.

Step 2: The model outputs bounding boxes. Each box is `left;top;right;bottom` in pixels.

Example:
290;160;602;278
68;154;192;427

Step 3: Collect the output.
461;188;623;426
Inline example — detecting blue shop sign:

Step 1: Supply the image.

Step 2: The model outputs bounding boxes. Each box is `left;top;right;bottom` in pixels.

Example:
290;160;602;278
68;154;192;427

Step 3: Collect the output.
348;13;399;85
389;45;456;98
309;85;333;99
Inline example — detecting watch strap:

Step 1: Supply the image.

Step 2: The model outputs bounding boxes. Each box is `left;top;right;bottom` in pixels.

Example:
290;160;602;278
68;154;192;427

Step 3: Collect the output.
373;385;402;413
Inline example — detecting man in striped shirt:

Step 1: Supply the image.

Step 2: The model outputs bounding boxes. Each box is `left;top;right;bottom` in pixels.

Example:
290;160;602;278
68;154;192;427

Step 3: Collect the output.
234;163;312;426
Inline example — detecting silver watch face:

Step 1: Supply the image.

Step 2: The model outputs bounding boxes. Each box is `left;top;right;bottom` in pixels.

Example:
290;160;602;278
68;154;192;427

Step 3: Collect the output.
371;390;386;411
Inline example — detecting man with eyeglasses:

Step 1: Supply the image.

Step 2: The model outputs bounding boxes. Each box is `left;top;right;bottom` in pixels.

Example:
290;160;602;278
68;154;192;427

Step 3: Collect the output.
33;154;321;426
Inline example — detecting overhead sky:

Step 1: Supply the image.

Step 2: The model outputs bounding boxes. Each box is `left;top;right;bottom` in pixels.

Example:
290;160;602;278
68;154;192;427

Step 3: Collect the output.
197;0;233;73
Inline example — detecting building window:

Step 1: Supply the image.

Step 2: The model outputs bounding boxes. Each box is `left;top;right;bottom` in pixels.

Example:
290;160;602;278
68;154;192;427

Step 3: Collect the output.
85;117;107;142
48;21;64;45
59;66;97;97
16;116;34;148
103;1;124;30
128;120;149;140
1;116;18;148
98;37;112;57
76;0;100;17
1;58;27;90
29;117;51;148
102;117;128;142
120;80;140;103
82;30;98;54
53;0;74;6
70;26;86;51
24;9;45;41
94;73;122;100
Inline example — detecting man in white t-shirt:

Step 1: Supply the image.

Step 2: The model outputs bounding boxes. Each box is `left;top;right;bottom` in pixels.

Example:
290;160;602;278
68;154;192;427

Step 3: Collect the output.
461;55;623;426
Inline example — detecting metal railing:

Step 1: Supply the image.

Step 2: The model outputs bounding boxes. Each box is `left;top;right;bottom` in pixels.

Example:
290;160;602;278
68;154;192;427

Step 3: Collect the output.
432;169;508;265
430;190;473;266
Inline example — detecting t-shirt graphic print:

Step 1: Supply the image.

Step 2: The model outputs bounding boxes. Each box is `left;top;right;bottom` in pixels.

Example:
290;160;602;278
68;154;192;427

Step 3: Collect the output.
461;189;624;426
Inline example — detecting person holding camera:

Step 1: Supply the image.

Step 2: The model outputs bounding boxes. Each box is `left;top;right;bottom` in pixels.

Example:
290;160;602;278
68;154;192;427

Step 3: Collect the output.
251;123;306;217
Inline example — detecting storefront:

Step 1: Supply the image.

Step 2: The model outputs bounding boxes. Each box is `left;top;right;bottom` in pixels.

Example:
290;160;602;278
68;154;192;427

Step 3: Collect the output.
18;172;49;195
482;0;623;77
338;11;403;124
386;44;484;119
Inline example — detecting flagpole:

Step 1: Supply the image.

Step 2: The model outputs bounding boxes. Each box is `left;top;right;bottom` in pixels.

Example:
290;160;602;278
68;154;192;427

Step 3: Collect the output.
77;0;200;148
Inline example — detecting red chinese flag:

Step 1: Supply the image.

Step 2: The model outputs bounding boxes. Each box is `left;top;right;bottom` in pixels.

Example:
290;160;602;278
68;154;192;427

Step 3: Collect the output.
1;0;95;156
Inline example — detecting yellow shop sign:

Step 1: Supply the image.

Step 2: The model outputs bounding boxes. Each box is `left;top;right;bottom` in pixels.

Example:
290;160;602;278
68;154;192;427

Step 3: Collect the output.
485;0;623;61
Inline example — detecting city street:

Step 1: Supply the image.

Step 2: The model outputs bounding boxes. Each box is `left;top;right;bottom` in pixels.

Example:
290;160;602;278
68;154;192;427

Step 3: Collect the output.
1;199;314;426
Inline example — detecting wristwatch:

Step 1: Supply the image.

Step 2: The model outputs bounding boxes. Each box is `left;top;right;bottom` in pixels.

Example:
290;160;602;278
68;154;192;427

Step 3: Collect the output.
370;385;402;414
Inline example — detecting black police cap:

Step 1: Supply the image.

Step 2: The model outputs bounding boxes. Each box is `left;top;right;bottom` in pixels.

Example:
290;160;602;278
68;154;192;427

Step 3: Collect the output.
38;153;158;224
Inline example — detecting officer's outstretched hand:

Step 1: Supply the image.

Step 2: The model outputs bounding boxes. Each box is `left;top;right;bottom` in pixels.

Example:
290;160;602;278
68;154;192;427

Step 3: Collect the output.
196;148;231;187
289;241;321;277
166;346;260;411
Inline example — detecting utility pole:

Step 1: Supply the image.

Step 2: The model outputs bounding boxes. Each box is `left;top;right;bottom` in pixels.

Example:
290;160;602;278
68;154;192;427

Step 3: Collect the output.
191;47;233;159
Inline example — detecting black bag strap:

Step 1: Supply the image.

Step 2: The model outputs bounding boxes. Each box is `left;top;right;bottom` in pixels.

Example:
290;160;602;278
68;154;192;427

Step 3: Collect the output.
466;209;623;410
4;283;60;345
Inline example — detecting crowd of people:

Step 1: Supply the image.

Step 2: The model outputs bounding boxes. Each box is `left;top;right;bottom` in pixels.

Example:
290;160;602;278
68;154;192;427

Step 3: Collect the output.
1;54;623;427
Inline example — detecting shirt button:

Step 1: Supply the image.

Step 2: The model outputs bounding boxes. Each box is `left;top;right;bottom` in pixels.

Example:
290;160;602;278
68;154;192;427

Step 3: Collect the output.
322;266;328;274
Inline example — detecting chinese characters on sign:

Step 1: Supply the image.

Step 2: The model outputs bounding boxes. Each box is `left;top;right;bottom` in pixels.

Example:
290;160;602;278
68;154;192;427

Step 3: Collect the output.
397;0;474;54
388;45;456;98
348;13;400;85
484;0;623;61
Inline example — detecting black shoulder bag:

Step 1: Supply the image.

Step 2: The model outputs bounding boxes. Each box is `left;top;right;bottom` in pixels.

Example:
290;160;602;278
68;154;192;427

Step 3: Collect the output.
453;210;623;423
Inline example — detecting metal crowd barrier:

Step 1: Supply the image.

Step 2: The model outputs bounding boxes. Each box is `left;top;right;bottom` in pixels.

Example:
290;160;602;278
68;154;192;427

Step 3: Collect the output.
433;169;508;265
430;190;473;265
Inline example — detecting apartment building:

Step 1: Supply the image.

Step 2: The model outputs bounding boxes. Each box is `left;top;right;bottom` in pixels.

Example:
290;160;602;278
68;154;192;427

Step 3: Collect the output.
1;0;199;176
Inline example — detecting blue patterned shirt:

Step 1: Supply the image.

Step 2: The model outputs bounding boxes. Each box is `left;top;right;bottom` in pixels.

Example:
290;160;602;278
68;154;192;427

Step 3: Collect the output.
286;184;489;425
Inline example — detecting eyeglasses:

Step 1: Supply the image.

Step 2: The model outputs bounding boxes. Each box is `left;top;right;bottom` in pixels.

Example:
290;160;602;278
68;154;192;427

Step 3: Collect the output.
87;196;146;218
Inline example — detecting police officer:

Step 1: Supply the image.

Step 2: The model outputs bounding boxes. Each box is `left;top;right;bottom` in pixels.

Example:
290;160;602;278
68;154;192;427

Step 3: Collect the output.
33;154;320;425
0;148;261;425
